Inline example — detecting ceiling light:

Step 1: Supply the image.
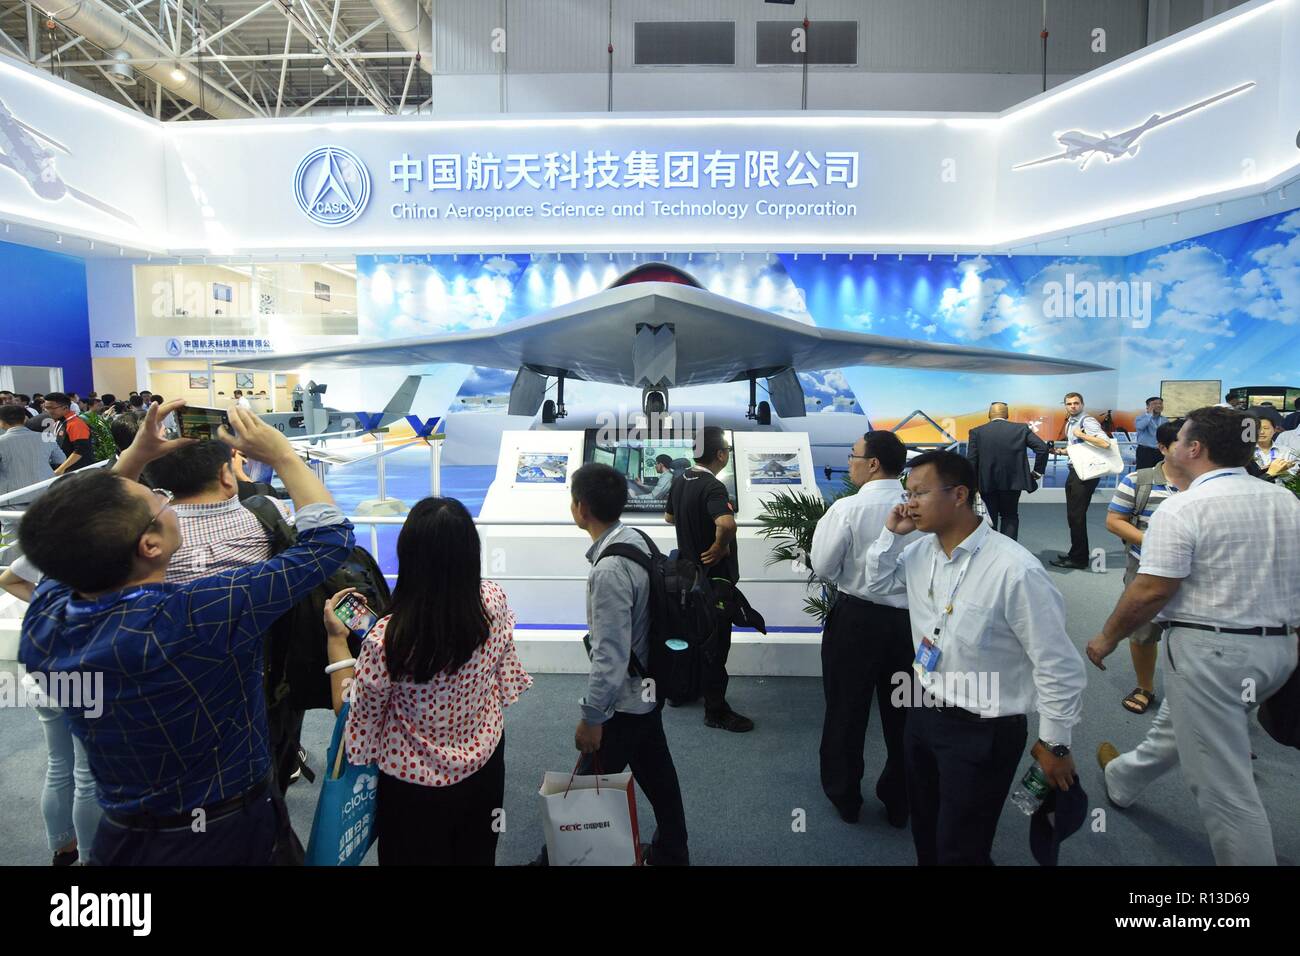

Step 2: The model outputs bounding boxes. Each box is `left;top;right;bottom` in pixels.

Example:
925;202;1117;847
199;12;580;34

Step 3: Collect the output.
322;63;335;76
170;65;185;82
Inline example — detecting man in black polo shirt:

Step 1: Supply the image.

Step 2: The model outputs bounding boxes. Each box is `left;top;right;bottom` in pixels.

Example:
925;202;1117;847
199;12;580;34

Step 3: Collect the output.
665;426;753;733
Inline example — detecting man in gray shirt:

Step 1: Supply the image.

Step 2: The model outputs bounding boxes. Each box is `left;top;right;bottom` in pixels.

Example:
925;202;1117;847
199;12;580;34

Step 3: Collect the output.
571;462;689;866
0;404;65;562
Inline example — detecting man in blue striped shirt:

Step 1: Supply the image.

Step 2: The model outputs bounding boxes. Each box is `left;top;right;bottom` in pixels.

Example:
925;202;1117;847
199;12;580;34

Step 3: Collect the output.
1104;419;1181;715
18;402;354;866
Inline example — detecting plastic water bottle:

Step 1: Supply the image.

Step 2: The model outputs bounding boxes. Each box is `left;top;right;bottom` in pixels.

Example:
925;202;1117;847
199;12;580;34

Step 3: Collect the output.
1010;765;1050;815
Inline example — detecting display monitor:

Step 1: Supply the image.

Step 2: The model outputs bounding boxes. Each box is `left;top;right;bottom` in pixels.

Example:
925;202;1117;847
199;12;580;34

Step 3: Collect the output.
583;429;738;514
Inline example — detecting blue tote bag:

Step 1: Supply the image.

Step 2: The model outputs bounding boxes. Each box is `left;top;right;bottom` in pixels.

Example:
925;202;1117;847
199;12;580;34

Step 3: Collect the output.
305;702;379;866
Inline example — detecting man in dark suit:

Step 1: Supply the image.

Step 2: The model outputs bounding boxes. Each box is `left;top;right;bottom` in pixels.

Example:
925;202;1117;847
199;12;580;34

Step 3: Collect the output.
965;403;1049;541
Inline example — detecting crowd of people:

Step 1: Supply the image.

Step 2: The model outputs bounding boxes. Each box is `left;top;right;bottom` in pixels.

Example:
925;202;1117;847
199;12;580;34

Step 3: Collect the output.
1;387;1297;867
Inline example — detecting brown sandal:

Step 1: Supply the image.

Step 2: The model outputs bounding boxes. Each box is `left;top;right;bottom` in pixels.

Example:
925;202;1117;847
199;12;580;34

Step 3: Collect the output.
1122;687;1157;714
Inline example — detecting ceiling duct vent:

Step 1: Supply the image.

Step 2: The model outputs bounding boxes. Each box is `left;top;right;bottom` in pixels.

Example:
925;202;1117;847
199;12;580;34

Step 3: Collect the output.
109;50;137;86
757;20;858;65
634;21;736;66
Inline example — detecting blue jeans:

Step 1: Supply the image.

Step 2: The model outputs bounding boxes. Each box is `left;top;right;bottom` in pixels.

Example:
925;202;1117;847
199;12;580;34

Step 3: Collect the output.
36;706;102;863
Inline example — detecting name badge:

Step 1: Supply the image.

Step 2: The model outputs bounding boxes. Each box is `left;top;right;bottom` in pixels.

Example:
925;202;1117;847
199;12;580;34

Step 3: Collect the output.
912;637;941;679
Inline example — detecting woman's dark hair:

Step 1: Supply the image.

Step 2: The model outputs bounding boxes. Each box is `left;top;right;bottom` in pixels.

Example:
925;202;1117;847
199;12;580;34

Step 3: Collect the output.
384;497;491;683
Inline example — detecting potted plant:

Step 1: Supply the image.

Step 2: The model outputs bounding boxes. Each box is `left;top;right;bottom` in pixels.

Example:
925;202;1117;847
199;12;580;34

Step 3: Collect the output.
755;477;857;624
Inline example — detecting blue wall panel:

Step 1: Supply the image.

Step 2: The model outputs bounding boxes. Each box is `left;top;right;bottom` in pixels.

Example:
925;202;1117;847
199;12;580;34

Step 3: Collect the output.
0;240;92;394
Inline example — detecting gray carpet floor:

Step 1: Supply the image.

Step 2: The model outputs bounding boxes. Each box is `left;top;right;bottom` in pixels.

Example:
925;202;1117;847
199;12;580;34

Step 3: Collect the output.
2;503;1295;866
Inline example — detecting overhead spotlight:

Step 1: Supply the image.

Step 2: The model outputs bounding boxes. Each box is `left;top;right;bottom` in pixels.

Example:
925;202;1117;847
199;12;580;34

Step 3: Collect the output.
584;252;589;261
848;253;854;261
1214;204;1222;216
56;234;62;244
740;252;745;261
1172;212;1180;225
927;253;933;261
952;253;957;262
897;253;902;261
765;252;771;262
1006;251;1013;258
478;253;484;260
1064;236;1070;248
872;253;877;261
821;253;826;261
322;63;335;76
118;247;124;256
89;241;95;250
452;253;457;261
687;252;693;261
170;64;185;82
792;253;797;261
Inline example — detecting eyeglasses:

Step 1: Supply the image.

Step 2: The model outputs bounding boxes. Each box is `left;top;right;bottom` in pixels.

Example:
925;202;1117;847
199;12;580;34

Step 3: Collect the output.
903;485;955;503
137;488;174;539
848;452;872;461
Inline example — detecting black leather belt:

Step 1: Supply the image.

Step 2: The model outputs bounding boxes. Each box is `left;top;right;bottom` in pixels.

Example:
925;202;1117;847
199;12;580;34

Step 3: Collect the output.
1161;621;1291;637
834;592;905;612
104;771;274;830
934;704;1026;724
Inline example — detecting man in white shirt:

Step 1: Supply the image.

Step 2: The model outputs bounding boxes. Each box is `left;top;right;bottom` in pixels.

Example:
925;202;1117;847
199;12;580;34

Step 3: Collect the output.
811;430;920;827
866;450;1086;865
1051;391;1113;570
1089;406;1300;865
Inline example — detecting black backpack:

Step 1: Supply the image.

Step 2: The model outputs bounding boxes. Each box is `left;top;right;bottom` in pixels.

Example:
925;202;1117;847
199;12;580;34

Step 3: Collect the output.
598;528;717;703
243;496;392;711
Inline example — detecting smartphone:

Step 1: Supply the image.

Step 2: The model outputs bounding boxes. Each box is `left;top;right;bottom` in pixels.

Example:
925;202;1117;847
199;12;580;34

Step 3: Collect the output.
333;592;378;638
177;405;233;440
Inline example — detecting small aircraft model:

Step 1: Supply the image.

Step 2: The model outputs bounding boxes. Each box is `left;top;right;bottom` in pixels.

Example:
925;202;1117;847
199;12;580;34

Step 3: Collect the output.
257;375;422;440
1012;82;1255;171
0;97;137;225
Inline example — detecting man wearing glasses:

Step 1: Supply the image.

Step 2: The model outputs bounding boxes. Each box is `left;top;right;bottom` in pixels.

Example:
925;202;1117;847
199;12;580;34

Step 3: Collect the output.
865;450;1085;865
811;430;919;827
15;401;355;866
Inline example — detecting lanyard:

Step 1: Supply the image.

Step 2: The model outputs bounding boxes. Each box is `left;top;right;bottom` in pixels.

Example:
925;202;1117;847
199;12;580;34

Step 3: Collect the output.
926;541;984;645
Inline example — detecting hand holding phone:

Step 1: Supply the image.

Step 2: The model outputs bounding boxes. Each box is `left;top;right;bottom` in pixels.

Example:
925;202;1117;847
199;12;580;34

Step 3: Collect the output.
331;590;378;638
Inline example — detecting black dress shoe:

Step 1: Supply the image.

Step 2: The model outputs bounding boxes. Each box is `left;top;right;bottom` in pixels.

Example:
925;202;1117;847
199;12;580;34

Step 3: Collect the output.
704;708;754;732
1049;556;1088;569
833;802;861;824
875;781;908;828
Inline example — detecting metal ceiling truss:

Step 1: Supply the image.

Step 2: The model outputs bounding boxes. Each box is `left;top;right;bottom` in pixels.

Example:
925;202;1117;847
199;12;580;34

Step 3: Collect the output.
2;0;419;119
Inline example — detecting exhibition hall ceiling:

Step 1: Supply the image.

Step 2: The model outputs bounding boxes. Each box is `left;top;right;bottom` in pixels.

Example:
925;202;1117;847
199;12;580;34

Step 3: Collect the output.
0;0;1243;121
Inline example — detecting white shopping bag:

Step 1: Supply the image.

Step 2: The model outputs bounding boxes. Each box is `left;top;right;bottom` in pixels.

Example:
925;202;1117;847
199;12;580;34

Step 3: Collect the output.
539;766;641;866
1066;438;1125;481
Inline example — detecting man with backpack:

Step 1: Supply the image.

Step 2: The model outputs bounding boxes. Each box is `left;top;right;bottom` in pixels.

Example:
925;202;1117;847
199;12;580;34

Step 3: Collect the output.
666;426;754;732
570;462;689;866
1103;419;1182;715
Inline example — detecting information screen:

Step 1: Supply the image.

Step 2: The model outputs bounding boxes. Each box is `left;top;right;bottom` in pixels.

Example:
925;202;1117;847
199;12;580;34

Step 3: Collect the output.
583;430;739;515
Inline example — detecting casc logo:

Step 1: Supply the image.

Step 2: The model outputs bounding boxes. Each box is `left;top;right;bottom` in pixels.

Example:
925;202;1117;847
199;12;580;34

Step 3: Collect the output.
294;146;371;227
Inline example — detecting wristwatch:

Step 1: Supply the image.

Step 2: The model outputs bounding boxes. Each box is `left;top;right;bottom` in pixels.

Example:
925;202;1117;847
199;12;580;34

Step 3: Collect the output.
1039;739;1071;758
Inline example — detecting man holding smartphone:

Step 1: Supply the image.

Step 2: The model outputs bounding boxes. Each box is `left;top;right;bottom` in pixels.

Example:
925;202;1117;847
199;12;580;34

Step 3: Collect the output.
17;403;355;866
